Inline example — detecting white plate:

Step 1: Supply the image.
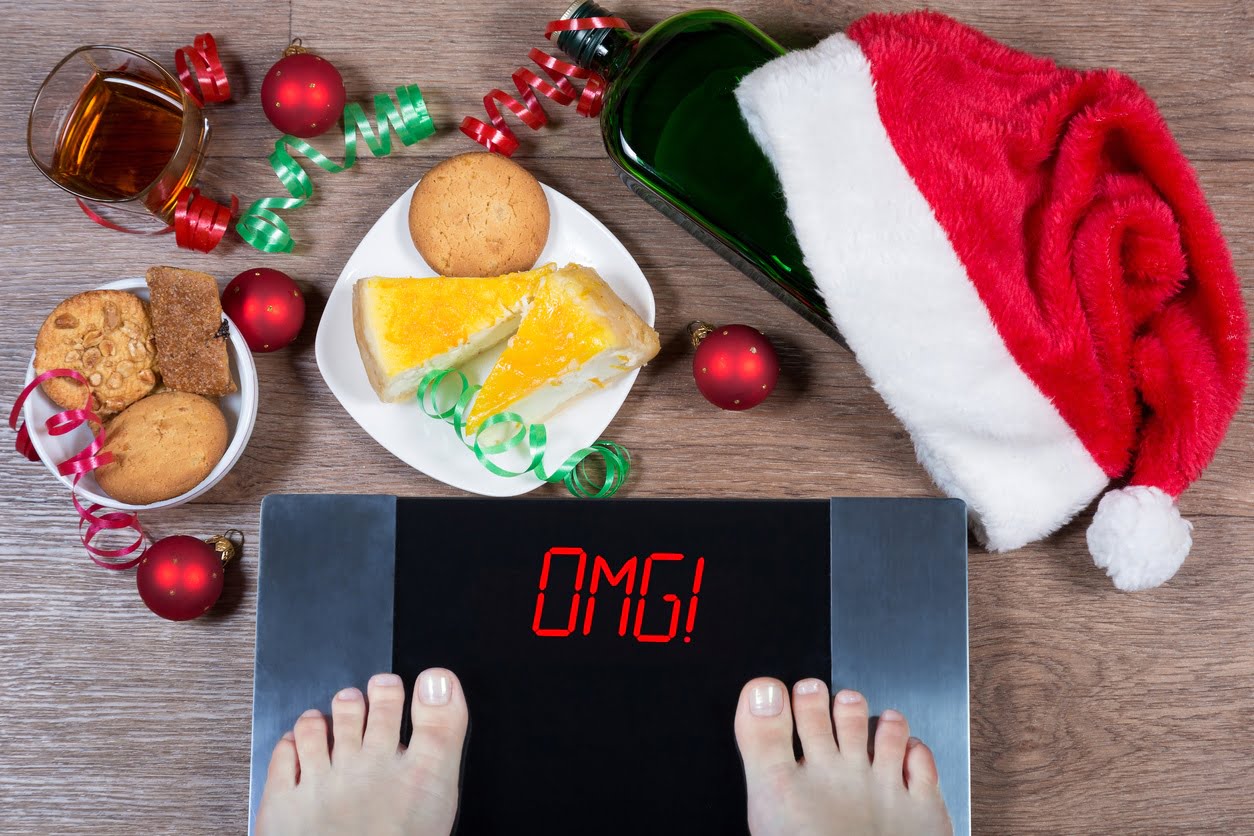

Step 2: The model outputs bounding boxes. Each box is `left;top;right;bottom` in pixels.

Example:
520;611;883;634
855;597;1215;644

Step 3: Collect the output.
315;181;655;497
22;277;259;512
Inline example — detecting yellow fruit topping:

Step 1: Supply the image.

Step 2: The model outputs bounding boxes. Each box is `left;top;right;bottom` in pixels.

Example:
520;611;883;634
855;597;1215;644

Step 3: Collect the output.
467;264;659;432
361;265;553;378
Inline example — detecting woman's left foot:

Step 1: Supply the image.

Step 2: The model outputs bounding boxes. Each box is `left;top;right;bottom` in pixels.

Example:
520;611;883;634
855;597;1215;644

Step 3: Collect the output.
734;677;952;836
256;669;467;836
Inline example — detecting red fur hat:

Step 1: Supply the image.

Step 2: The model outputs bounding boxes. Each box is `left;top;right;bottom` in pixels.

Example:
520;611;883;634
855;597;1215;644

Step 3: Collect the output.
736;12;1248;589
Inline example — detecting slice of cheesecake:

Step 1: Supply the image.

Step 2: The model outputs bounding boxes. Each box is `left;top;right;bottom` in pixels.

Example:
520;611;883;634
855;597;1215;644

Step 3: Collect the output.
353;264;555;402
466;264;660;435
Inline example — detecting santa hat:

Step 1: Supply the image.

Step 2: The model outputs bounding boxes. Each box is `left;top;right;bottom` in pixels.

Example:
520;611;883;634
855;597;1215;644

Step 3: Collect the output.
735;12;1248;590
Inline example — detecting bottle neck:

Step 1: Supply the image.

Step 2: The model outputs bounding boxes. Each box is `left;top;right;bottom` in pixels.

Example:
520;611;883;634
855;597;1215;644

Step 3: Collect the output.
555;1;637;81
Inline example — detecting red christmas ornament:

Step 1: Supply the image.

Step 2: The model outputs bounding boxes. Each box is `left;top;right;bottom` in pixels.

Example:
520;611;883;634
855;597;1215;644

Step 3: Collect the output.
221;268;306;352
261;40;346;138
690;321;780;410
136;532;240;621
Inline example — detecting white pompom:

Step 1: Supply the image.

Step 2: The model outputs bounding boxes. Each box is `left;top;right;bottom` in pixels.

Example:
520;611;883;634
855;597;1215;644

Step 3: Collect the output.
1087;486;1192;591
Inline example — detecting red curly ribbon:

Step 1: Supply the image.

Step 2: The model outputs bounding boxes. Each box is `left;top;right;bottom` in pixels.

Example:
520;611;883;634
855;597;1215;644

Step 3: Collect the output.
75;198;174;237
542;16;631;39
9;369;146;569
77;186;236;253
174;33;231;106
461;16;631;156
174;188;238;252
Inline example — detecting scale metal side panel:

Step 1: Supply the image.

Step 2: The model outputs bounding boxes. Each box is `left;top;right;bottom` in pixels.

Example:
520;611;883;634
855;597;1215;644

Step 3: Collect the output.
249;494;397;833
830;497;971;836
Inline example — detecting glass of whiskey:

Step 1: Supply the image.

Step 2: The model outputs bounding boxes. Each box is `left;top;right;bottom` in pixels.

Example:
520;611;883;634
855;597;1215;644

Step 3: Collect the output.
27;45;210;231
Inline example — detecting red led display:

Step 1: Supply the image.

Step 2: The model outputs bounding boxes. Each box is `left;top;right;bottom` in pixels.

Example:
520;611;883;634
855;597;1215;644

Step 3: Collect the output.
533;548;705;644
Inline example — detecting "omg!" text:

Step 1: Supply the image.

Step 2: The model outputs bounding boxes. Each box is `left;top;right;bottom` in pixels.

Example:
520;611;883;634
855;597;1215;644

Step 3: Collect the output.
532;548;705;644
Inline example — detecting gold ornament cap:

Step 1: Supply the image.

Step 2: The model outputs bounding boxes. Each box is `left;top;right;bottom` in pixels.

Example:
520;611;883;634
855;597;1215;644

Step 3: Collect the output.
205;529;244;568
688;320;714;349
282;38;308;57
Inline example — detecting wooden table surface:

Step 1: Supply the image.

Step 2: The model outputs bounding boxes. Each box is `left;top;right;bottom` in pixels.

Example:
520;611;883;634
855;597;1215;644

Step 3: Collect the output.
2;1;1251;833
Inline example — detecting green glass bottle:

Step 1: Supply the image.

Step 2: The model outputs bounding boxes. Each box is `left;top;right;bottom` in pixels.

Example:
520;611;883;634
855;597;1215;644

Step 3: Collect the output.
556;2;839;342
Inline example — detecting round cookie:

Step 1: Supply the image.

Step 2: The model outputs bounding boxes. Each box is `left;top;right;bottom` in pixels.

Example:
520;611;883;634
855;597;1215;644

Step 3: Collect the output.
34;290;158;415
408;152;550;276
95;392;228;505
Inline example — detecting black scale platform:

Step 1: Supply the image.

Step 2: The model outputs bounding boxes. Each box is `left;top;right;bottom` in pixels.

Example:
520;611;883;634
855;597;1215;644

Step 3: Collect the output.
249;496;970;835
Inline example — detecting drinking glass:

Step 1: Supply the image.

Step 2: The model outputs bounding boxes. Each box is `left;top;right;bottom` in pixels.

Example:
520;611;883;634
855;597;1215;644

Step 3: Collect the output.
27;45;210;231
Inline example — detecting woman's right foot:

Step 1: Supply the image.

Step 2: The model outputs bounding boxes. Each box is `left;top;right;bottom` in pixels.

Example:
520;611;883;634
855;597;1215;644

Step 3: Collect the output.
256;669;467;836
734;677;952;836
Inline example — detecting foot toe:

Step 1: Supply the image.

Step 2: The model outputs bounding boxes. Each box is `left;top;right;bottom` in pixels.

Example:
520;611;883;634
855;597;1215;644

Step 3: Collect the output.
871;708;910;783
791;679;837;763
734;677;796;777
904;737;941;794
363;673;406;752
265;731;299;790
405;668;469;787
832;689;870;763
292;709;330;777
330;686;366;758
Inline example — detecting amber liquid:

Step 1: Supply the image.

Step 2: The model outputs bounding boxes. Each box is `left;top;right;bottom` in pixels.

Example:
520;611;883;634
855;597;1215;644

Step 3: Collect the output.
50;71;192;222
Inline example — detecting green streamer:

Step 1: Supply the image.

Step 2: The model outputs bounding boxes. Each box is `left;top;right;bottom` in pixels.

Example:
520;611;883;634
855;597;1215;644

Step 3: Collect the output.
417;369;631;499
236;84;435;253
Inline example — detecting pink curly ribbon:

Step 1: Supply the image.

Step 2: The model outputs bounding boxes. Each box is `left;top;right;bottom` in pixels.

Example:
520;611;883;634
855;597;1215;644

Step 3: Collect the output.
9;369;146;569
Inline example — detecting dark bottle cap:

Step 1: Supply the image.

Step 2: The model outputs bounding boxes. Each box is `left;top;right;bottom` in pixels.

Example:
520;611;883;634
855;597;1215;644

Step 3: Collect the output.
556;1;626;73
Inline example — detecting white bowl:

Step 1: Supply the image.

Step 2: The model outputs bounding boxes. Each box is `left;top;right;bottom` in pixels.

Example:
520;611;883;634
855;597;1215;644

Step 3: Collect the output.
22;277;259;512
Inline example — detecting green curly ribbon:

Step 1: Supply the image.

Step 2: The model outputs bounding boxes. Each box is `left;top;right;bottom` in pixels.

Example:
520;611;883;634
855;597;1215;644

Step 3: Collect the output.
417;369;631;498
236;84;435;253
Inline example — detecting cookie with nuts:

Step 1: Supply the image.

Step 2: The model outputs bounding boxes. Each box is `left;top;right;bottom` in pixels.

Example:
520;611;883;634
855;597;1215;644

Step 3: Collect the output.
34;290;159;415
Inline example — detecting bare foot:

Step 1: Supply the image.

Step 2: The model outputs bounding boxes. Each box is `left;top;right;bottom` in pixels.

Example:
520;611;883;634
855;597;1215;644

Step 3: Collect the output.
734;678;952;836
256;669;467;836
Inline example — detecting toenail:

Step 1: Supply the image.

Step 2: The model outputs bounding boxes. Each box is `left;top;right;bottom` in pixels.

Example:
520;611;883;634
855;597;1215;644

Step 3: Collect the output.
880;708;904;722
908;736;922;746
369;673;403;688
417;669;452;706
749;682;783;717
836;690;863;704
300;708;322;719
335;687;362;702
795;678;824;695
282;731;294;741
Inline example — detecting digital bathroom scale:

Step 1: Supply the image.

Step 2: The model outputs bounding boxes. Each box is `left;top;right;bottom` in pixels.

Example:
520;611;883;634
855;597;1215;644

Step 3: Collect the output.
249;496;970;835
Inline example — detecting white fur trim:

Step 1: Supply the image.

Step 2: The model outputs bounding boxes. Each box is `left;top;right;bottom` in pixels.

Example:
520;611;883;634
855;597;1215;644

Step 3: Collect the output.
1087;486;1192;591
735;34;1109;550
